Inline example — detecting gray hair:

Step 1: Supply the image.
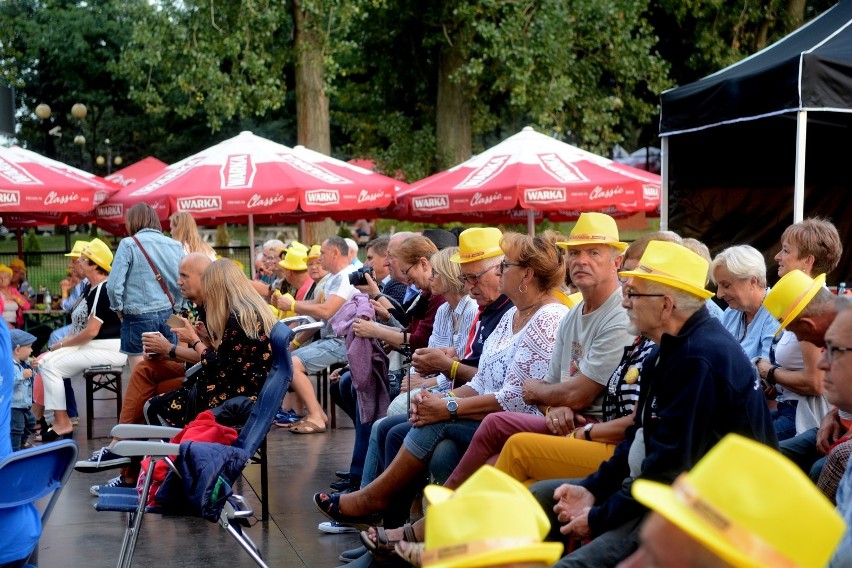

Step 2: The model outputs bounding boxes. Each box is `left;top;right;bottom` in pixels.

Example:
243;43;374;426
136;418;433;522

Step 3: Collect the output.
645;280;706;315
263;239;286;253
710;245;767;287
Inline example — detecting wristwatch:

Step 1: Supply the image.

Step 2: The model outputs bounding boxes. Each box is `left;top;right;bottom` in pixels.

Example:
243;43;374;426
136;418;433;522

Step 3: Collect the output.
446;398;458;422
168;345;177;359
584;423;594;441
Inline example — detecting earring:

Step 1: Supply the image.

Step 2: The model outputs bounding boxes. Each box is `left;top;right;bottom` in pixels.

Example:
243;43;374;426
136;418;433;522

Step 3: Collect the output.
518;284;528;294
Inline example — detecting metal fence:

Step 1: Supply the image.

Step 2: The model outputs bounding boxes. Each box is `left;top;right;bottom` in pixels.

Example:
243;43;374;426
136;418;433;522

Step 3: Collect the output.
1;246;255;298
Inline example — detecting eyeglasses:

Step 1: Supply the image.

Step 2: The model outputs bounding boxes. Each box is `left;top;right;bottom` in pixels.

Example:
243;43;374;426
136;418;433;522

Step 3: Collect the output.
499;260;524;273
824;341;852;366
625;290;665;300
458;264;499;286
402;260;420;278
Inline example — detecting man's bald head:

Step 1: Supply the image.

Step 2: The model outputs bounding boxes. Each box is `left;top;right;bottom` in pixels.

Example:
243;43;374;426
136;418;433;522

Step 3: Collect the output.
178;253;213;303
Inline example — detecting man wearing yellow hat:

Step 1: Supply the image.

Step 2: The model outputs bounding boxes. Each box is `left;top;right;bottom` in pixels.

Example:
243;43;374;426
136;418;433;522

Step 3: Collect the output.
48;240;90;349
762;271;852;484
522;212;634;430
9;258;35;302
620;434;844;568
532;240;776;567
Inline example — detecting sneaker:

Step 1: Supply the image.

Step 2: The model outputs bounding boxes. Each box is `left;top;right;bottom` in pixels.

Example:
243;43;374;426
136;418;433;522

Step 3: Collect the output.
318;521;358;534
90;475;134;497
274;409;304;426
75;447;131;472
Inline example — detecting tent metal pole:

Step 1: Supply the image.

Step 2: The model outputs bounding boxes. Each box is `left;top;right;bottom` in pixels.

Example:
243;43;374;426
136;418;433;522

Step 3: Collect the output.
794;110;807;223
527;209;534;236
660;137;669;231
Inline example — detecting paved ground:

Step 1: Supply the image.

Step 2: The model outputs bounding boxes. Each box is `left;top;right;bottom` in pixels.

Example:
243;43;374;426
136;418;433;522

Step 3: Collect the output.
36;373;362;568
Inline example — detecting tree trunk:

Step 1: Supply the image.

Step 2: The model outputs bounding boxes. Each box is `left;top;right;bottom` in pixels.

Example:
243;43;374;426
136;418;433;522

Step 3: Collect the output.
293;0;331;243
435;35;471;169
786;0;806;27
292;0;330;154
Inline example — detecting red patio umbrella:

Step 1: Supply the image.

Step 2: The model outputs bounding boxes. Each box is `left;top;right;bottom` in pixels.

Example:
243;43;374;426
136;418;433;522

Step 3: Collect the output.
97;131;400;227
105;156;167;187
0;145;119;229
397;126;661;233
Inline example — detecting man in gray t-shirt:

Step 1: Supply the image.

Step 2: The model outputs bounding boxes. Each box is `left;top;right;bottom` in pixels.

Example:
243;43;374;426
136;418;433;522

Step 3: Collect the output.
523;213;634;422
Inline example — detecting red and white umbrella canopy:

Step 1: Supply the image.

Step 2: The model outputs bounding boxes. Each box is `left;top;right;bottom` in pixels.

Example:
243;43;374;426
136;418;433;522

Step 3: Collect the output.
398;126;661;219
105;156;167;187
97;131;398;225
0;145;117;214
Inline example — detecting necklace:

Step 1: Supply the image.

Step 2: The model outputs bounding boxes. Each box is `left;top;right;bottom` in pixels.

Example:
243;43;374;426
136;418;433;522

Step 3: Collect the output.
513;299;543;331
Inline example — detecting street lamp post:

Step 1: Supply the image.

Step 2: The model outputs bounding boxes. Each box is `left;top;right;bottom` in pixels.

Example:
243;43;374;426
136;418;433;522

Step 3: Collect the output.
95;138;123;175
33;101;87;167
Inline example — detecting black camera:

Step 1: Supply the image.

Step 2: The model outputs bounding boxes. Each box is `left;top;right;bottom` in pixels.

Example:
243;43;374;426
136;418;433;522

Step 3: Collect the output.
349;265;374;286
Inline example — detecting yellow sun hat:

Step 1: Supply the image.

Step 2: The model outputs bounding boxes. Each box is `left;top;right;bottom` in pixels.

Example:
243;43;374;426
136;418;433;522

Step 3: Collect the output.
632;434;845;568
556;212;628;252
619;240;713;300
288;240;309;253
307;244;322;260
0;264;11;276
553;288;583;309
81;238;113;272
449;228;504;264
763;269;826;335
279;248;308;271
65;240;90;258
420;466;563;568
10;258;26;271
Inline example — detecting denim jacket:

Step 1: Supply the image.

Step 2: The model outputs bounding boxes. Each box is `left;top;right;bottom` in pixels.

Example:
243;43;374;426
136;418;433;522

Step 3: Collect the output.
107;228;185;315
11;359;33;409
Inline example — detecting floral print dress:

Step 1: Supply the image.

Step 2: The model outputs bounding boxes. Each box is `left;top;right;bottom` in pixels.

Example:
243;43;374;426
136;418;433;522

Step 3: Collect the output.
147;313;272;427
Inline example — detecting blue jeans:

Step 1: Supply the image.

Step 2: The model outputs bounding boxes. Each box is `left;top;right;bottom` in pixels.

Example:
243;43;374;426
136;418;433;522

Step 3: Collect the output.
772;399;798;441
330;372;373;480
361;414;410;487
120;308;176;356
10;408;35;451
63;378;78;419
403;418;481;462
779;427;826;481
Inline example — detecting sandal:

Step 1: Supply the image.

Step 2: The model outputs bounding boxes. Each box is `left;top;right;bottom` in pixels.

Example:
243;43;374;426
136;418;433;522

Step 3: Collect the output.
290;419;327;434
394;541;424;567
360;523;417;559
42;428;73;442
313;492;382;532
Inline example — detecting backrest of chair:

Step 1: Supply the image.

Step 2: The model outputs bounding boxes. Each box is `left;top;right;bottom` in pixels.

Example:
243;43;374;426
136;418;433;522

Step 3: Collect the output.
0;440;77;523
234;321;294;454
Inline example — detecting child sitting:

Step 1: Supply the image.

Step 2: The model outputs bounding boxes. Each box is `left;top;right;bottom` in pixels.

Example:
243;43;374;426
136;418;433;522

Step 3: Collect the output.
10;329;37;451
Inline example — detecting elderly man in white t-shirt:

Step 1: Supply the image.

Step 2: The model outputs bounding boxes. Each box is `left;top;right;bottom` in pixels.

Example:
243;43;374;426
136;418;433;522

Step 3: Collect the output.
282;236;357;434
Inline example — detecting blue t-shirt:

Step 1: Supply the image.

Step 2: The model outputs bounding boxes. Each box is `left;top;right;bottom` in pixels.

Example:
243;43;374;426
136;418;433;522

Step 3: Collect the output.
719;290;779;360
0;323;41;563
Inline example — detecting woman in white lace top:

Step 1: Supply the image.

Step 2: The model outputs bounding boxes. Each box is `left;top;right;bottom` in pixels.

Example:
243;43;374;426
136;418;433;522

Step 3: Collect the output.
315;231;569;526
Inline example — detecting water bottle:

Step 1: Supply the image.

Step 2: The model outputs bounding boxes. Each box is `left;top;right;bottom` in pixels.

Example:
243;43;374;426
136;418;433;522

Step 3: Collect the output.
839;282;847;295
43;289;51;311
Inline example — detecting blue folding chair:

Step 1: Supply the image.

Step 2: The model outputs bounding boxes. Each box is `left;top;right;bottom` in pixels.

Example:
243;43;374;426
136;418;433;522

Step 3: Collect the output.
95;321;295;568
0;439;78;567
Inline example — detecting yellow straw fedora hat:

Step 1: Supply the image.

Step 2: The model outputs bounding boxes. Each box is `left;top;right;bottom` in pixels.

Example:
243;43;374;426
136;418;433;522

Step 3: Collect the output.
65;240;89;258
307;244;322;260
82;238;113;272
450;228;504;264
556;212;628;252
421;466;563;568
632;434;845;568
279;248;308;271
763;269;826;335
288;240;309;253
619;240;713;300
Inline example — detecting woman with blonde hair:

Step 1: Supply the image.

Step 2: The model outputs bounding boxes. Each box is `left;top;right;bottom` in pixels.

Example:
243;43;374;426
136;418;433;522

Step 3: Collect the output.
0;264;30;328
144;259;277;427
170;211;217;260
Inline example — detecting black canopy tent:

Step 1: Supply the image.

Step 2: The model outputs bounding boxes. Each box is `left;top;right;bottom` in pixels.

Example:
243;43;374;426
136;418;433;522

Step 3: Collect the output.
659;0;852;283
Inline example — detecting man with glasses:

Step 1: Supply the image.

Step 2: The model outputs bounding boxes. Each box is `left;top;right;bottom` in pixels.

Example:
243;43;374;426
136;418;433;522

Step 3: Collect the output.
533;240;775;567
821;304;852;566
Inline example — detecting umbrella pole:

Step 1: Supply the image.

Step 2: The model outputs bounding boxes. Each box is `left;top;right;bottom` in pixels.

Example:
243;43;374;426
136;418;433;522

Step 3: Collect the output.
248;214;256;279
527;209;535;236
300;218;307;243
